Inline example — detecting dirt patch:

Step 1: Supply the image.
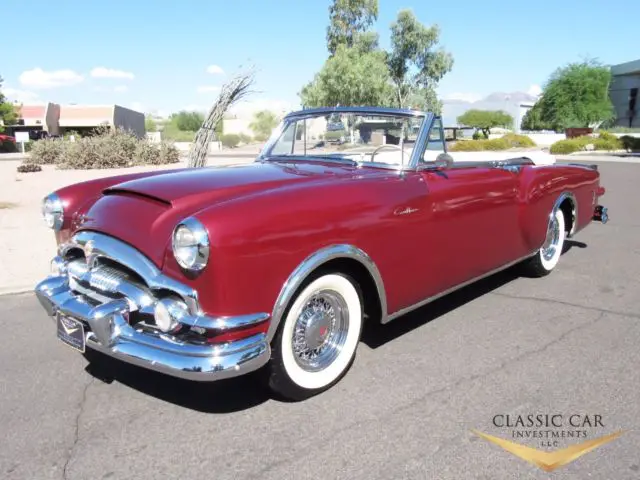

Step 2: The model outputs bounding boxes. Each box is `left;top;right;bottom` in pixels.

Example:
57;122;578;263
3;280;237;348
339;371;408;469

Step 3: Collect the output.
0;201;18;209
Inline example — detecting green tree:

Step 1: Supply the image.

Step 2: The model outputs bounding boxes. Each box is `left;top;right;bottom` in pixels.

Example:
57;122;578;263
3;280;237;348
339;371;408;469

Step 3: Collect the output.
524;59;615;131
521;103;549;131
299;44;394;108
170;110;205;131
249;110;279;141
326;0;378;55
145;115;157;132
0;76;18;132
457;109;514;137
387;10;453;109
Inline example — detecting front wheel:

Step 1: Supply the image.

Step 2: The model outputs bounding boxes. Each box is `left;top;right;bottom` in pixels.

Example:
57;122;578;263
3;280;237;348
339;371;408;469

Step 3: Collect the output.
266;273;363;401
521;208;566;277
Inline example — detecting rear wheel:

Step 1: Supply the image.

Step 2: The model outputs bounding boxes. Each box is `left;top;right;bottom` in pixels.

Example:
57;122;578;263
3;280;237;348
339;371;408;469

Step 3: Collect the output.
266;273;363;401
521;208;566;277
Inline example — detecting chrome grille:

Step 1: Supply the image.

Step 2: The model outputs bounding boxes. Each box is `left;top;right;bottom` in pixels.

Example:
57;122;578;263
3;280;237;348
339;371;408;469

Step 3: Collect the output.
65;258;154;312
89;265;130;293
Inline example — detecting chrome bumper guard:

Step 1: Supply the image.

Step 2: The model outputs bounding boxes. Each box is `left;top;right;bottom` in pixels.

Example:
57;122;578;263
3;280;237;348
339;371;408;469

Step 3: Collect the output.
35;231;271;381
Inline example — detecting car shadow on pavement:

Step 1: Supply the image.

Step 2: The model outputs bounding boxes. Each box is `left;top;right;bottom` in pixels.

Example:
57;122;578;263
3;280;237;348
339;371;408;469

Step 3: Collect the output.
361;240;588;349
82;350;270;413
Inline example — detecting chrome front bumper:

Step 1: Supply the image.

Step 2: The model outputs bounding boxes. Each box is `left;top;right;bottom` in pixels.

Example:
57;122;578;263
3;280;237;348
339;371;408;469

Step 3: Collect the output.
35;232;271;382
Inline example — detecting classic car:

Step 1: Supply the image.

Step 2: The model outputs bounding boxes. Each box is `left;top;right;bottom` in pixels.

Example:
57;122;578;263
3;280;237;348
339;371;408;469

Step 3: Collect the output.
34;106;609;401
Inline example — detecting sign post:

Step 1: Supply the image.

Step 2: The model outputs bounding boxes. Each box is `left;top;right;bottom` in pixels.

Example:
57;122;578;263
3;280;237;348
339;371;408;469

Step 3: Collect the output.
14;132;29;153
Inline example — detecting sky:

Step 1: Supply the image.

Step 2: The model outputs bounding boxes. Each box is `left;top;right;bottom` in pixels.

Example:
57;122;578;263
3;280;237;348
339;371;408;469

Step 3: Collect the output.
3;0;639;118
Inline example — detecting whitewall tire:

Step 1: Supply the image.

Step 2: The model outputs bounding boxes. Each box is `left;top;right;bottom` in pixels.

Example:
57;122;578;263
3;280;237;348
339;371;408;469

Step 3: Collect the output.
266;273;363;400
522;208;566;277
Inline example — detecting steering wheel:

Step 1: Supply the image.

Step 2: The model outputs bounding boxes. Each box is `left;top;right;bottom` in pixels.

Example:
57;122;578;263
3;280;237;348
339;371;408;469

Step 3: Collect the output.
370;144;412;163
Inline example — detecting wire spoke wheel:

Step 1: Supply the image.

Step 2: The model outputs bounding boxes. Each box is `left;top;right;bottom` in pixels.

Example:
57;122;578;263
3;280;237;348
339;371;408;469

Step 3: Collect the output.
291;290;349;372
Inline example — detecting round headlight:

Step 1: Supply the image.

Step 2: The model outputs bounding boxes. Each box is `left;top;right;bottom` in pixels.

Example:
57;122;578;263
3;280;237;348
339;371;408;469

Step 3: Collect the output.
42;193;64;230
172;217;210;272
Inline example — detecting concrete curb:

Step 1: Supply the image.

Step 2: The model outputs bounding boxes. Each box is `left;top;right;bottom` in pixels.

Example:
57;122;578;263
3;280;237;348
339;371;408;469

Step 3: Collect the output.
0;286;34;297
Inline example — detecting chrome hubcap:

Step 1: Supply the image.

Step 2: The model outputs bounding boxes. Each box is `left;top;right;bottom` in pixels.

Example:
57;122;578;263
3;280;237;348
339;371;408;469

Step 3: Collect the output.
292;290;349;372
542;214;561;261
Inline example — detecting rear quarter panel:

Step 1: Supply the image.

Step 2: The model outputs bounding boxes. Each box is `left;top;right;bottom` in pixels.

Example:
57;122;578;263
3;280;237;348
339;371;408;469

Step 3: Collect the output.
518;164;600;252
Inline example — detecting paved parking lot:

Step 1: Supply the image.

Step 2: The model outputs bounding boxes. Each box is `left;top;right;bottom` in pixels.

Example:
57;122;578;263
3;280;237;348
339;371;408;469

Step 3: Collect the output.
1;161;639;479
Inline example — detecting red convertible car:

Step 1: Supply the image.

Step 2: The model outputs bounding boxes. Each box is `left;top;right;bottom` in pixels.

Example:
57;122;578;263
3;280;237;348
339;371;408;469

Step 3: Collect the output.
35;107;608;400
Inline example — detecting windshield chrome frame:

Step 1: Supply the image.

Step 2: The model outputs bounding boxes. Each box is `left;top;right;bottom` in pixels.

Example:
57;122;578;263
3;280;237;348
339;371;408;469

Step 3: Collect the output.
256;107;436;172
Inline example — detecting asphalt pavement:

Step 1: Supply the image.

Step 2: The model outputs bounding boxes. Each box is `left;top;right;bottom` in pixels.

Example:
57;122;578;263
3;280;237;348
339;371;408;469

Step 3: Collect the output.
1;161;639;479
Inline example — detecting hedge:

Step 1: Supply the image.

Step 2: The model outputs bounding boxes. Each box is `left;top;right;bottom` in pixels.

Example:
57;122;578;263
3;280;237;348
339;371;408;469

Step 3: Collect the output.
549;133;623;154
449;133;536;152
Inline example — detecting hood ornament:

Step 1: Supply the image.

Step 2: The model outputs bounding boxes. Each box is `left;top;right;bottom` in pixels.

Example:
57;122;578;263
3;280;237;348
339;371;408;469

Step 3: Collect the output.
84;240;97;268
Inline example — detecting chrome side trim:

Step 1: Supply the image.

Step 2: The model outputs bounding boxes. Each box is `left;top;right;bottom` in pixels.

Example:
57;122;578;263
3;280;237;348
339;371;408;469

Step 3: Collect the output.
551;191;577;237
268;244;388;341
384;251;537;323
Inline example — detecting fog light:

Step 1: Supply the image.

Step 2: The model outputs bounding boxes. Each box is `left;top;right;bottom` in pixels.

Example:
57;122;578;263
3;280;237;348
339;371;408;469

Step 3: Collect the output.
154;298;188;332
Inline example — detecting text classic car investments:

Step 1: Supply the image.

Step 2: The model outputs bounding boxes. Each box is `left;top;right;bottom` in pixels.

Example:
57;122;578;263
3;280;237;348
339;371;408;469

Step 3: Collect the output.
34;107;609;401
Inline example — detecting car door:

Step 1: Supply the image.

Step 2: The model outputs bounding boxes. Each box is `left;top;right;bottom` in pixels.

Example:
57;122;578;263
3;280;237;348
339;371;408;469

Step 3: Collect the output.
414;119;524;298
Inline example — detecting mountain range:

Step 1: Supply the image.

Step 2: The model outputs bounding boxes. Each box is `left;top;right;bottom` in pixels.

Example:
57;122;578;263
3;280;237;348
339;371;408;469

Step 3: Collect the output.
441;91;540;127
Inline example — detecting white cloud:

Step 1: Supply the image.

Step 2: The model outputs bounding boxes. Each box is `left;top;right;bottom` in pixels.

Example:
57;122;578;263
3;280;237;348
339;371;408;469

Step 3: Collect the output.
197;85;220;93
206;65;224;75
3;87;39;103
442;92;482;103
90;67;135;80
114;85;129;92
19;68;84;88
527;84;543;97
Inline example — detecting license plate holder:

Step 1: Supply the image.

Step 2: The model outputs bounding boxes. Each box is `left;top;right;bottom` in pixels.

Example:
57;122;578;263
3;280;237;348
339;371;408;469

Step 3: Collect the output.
56;313;86;353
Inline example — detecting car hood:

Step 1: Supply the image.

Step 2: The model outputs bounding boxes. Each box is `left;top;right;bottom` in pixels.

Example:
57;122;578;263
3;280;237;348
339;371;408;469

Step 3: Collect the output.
76;160;358;266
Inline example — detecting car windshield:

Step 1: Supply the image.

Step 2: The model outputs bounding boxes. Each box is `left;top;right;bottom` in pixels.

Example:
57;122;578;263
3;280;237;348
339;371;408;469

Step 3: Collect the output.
261;110;426;167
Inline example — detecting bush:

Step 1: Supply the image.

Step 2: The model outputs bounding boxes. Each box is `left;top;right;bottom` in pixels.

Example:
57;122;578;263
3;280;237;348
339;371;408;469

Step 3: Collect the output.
28;127;181;170
449;134;535;152
549;134;622;154
620;135;640;152
161;123;196;142
158;141;180;164
238;133;252;144
221;134;240;148
27;138;65;164
17;163;42;173
1;139;17;153
472;130;487;140
597;130;617;142
549;137;591;154
135;141;161;166
500;133;537;148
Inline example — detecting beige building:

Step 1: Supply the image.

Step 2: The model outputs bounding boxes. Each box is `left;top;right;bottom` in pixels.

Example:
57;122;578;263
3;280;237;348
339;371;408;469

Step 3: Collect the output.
9;103;145;138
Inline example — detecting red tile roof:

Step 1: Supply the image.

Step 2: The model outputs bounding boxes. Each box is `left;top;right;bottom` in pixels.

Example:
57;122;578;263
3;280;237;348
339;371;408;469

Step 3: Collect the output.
18;105;46;119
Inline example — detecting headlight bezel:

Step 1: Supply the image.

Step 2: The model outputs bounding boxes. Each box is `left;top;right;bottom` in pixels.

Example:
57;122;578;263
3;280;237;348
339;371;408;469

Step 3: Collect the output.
171;217;210;272
41;193;64;231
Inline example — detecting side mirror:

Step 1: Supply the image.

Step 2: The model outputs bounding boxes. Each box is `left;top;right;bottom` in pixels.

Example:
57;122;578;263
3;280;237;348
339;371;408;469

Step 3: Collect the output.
419;153;453;171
